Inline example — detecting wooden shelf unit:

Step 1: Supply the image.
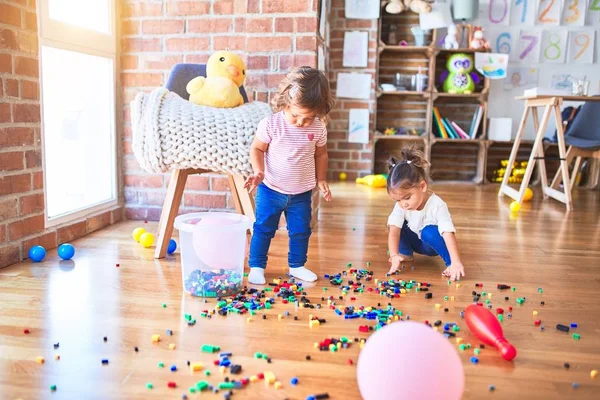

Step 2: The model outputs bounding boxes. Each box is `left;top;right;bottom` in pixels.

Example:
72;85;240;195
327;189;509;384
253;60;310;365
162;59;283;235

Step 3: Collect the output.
373;7;493;184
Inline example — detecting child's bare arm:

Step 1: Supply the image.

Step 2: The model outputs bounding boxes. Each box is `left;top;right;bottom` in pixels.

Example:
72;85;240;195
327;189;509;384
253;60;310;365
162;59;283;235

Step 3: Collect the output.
315;144;331;201
245;138;268;193
441;232;465;281
388;226;402;273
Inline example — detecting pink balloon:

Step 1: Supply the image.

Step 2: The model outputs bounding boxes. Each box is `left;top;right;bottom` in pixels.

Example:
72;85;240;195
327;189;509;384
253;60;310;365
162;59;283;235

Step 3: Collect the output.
357;321;464;400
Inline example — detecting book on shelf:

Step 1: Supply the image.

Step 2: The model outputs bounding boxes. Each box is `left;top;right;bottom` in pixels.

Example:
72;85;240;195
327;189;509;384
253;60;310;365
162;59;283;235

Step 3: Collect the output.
442;118;458;139
468;105;484;139
433;107;481;139
432;107;448;138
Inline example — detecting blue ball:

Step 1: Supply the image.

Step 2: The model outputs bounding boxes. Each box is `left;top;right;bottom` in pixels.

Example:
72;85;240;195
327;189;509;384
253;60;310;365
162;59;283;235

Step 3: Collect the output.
167;239;177;254
28;245;46;262
58;243;75;260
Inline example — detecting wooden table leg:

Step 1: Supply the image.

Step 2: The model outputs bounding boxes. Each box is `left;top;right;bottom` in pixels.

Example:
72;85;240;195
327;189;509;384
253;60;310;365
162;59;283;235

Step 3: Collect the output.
155;169;190;259
546;103;573;210
228;174;245;215
231;175;255;223
586;158;600;189
530;107;549;199
513;104;553;204
551;146;574;189
499;102;530;199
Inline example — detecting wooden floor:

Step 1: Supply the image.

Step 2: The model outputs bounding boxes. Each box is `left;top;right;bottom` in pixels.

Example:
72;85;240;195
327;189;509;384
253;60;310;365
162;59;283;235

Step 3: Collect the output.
1;183;599;400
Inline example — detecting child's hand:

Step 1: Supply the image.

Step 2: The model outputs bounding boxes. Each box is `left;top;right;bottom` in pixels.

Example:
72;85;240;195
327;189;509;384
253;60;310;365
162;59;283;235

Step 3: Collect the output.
244;171;264;194
388;254;403;274
442;262;465;281
318;180;332;201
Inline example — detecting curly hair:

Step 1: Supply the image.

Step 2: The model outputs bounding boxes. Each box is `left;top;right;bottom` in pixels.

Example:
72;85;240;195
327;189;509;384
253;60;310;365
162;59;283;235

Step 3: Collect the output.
270;66;335;124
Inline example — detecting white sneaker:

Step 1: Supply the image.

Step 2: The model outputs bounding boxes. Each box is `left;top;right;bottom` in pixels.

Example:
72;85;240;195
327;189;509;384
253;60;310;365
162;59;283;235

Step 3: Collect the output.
289;266;317;282
248;268;266;285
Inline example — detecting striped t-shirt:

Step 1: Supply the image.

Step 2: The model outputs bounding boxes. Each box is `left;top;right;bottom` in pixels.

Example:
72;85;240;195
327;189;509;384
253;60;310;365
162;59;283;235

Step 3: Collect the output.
255;111;327;195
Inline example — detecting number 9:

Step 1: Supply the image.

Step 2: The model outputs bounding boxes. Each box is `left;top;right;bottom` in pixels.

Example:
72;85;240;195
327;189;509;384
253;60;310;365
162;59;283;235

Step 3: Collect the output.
496;33;512;54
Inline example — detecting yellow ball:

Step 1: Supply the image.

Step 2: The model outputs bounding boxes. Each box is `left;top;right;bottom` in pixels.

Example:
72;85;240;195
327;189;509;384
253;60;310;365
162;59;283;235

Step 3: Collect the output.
140;232;155;248
523;187;533;202
132;227;146;242
509;201;521;213
339;172;347;181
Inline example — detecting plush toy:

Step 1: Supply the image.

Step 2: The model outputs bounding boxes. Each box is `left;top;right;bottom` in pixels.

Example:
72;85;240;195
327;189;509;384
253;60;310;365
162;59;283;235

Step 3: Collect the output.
385;0;404;14
443;24;459;50
440;53;480;94
356;174;387;188
186;50;246;108
470;26;490;50
385;0;431;14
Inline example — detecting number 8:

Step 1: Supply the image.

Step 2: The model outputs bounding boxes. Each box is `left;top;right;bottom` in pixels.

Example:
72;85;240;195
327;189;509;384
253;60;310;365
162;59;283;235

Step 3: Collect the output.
544;33;561;60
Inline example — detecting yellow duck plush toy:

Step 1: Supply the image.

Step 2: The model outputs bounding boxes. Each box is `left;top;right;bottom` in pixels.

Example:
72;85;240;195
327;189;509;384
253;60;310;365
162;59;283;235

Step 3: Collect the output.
186;50;246;108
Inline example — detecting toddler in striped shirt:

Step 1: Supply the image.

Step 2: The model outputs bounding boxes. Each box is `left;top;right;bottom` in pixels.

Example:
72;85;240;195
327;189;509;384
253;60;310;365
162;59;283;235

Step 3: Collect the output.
244;66;335;284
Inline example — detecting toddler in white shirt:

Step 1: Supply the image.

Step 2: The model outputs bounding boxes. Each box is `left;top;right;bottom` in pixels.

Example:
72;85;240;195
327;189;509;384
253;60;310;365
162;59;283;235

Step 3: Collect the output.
386;146;465;281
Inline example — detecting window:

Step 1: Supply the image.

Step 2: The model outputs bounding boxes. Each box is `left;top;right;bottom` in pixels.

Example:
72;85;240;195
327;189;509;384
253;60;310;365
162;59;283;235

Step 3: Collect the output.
38;0;117;224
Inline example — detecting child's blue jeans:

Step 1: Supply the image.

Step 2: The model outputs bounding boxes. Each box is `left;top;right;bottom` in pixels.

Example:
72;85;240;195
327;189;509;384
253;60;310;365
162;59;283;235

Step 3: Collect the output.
249;184;312;269
399;221;452;266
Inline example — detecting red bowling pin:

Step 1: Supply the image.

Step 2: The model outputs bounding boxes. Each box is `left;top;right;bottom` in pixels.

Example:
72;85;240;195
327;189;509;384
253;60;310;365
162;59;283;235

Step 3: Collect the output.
464;304;517;361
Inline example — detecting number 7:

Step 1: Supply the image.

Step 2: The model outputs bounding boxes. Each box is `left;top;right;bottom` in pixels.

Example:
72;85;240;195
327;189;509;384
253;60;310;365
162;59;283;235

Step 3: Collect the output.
520;35;538;59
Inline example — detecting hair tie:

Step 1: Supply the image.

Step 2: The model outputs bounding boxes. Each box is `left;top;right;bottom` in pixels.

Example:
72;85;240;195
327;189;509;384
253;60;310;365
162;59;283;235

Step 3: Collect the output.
405;160;412;164
289;85;299;99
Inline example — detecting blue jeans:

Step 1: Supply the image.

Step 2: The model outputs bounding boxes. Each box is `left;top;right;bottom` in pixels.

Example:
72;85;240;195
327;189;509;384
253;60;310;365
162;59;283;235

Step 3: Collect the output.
249;184;312;269
399;222;452;266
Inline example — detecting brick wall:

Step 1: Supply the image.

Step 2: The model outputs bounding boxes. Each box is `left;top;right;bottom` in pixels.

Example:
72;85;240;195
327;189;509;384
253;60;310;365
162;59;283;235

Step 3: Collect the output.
326;0;378;181
0;0;122;268
121;0;322;220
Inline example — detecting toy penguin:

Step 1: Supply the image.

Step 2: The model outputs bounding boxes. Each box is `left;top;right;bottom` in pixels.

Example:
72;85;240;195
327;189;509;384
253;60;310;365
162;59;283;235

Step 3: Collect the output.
440;53;480;94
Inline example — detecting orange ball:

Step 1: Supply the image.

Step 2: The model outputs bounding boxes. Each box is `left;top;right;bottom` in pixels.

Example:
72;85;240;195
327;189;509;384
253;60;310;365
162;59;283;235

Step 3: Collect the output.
523;188;533;202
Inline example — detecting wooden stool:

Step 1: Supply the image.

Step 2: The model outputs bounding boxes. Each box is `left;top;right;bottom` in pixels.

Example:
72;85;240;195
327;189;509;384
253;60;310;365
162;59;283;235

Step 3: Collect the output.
154;169;255;259
550;147;600;191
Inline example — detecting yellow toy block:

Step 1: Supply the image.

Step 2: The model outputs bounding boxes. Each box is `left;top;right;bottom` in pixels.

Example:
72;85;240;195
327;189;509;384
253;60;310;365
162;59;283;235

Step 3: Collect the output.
190;362;203;372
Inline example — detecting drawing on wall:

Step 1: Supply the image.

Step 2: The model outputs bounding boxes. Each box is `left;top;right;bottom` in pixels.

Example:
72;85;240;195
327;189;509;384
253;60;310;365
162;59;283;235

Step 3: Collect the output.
504;66;539;90
517;30;542;63
345;0;380;19
475;52;509;79
540;30;568;63
550;74;580;91
348;109;370;144
567;29;596;64
336;72;371;100
343;31;369;67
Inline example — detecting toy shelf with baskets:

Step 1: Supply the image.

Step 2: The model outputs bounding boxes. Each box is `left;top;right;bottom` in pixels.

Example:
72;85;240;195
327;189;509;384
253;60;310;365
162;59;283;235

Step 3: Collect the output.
372;6;495;183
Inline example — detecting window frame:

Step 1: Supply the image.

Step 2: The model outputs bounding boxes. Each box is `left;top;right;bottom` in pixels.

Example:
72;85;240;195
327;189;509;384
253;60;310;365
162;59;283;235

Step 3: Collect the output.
37;0;120;227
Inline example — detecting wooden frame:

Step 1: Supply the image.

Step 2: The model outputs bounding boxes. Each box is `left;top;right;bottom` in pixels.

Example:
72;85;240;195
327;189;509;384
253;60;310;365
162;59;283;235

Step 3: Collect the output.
154;169;255;259
373;9;490;183
498;95;600;211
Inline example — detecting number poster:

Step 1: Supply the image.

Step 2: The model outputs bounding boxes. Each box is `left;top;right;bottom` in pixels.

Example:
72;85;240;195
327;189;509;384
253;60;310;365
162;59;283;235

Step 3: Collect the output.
477;0;599;65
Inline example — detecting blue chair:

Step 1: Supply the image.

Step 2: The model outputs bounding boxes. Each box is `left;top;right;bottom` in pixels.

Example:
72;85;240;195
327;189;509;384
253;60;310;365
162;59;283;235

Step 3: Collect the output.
154;64;255;259
551;100;600;191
